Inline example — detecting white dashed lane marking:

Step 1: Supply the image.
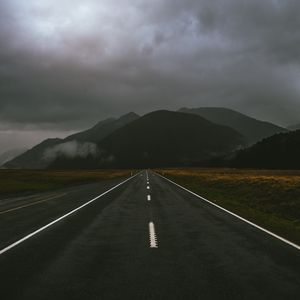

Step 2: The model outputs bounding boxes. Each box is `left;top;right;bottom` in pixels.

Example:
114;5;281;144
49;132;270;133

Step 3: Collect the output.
149;222;158;248
147;195;151;201
147;186;150;189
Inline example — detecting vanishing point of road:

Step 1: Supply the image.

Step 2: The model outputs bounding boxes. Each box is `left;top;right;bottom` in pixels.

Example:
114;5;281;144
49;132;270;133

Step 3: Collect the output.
0;170;299;299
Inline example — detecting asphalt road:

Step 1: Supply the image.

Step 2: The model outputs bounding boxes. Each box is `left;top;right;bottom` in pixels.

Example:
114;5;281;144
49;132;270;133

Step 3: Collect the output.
0;170;300;300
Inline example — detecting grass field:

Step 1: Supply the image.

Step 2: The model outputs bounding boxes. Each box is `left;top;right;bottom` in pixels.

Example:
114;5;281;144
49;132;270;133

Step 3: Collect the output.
0;169;134;196
157;168;300;245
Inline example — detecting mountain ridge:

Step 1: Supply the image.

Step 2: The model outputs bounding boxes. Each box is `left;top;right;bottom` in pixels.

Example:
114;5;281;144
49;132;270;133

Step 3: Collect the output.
50;110;245;169
4;107;290;169
0;148;27;167
231;130;300;169
288;123;300;131
179;107;287;145
3;112;140;169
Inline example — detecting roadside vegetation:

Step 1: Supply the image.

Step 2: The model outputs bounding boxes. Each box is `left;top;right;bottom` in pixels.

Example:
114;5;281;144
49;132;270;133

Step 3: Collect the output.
0;169;134;196
157;168;300;244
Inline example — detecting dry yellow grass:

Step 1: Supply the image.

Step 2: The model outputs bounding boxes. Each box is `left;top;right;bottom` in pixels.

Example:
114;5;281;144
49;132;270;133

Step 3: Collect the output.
0;169;135;196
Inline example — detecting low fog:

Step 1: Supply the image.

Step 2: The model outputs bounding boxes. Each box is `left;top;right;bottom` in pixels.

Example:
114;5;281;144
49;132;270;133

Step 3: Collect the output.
43;141;99;162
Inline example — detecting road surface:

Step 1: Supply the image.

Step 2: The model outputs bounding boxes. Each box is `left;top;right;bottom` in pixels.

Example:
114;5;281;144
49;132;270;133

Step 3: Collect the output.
0;170;299;299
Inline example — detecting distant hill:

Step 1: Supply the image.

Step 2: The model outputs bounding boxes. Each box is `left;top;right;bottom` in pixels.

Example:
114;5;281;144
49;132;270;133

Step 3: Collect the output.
179;107;287;145
4;138;63;169
0;148;27;167
231;130;300;169
4;112;140;169
288;123;300;131
64;112;139;143
50;110;245;169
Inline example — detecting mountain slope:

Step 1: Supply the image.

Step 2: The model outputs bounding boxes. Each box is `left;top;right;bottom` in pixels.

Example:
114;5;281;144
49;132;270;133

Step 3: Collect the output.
0;148;27;167
50;110;245;169
4;112;140;169
288;123;300;131
64;112;139;143
4;138;63;169
231;130;300;169
179;107;287;145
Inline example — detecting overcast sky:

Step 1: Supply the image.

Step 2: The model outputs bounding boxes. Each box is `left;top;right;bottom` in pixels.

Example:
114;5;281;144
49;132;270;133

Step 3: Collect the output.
1;0;300;151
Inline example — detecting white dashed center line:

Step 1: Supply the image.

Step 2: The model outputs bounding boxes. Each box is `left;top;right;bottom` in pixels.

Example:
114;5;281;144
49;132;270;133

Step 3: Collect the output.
147;186;150;189
149;222;158;248
147;195;151;201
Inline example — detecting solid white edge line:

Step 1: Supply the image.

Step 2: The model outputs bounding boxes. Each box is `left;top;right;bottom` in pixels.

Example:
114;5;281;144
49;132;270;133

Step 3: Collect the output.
0;172;141;256
149;221;158;248
155;172;300;251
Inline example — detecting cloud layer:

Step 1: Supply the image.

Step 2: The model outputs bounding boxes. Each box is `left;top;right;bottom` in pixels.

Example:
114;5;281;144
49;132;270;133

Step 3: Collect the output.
1;0;300;136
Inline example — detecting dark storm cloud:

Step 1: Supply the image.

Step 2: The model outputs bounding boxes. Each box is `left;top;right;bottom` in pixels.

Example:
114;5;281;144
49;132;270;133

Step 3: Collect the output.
0;0;300;136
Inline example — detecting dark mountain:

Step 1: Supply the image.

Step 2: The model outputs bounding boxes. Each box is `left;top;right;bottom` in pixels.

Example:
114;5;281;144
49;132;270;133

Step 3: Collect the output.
288;123;300;131
4;112;140;169
0;148;27;167
50;110;245;169
179;107;287;145
231;130;300;169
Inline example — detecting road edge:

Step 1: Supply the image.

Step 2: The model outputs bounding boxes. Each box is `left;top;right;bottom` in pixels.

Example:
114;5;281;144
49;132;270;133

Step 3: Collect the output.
154;171;300;251
0;172;142;256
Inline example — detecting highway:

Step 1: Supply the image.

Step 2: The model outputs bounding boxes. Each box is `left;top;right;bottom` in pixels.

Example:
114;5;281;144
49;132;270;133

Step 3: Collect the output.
0;170;300;299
